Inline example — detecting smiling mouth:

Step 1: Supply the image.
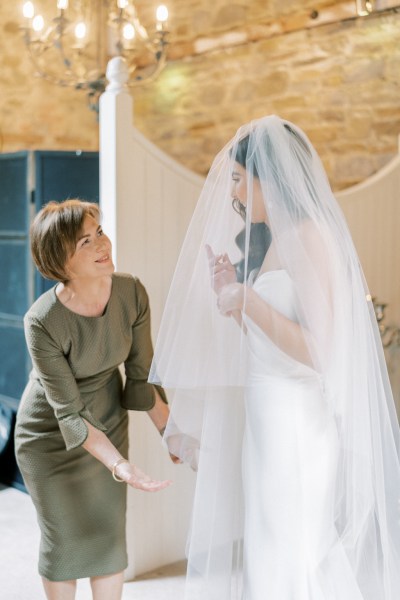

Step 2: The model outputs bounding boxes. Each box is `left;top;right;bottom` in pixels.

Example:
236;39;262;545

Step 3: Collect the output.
96;254;110;263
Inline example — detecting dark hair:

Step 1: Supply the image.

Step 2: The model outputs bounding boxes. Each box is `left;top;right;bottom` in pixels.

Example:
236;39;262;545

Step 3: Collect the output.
30;199;100;282
232;121;314;225
230;121;312;281
234;222;272;283
233;134;259;178
233;122;311;174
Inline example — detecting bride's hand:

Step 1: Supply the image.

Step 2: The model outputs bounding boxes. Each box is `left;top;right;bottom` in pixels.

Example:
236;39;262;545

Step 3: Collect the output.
217;283;246;315
114;462;172;492
205;245;237;295
166;433;200;472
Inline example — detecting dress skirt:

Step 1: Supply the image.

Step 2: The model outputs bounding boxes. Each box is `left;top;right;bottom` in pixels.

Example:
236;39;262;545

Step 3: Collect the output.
15;371;129;581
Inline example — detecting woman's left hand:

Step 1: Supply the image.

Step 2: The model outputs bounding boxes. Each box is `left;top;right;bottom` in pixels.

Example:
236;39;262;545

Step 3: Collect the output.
217;283;246;315
115;461;172;492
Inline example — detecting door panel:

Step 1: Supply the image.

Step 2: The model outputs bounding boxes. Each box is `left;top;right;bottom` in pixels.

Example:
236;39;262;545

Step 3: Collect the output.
0;152;31;411
34;151;99;295
0;150;99;489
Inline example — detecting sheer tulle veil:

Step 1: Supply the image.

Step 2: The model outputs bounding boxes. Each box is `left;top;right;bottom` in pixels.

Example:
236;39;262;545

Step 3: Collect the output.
149;115;400;599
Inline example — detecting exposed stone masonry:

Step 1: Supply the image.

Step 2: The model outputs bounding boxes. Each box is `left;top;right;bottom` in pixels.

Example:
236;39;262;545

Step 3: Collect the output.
1;1;399;190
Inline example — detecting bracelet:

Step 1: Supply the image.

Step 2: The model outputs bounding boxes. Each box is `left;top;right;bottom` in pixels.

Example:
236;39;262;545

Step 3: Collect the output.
159;426;166;437
112;458;129;482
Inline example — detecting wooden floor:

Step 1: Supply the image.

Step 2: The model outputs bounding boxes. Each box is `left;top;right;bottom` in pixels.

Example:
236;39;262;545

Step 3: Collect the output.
0;485;186;599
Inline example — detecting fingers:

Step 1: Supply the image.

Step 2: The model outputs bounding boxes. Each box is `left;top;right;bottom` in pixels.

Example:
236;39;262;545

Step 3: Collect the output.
136;480;172;492
205;244;215;261
170;453;183;464
213;262;235;274
130;477;172;492
206;245;231;269
121;464;172;492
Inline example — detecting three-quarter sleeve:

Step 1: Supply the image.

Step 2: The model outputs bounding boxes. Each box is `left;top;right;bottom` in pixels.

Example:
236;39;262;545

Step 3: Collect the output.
122;279;168;410
24;316;107;451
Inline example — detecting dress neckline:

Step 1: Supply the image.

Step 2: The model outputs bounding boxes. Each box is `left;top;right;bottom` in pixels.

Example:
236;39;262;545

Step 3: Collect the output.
53;275;114;319
254;269;287;284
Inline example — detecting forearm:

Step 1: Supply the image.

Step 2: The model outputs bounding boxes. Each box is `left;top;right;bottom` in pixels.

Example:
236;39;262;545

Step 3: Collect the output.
81;419;124;471
243;288;313;367
147;389;181;463
147;387;169;432
231;309;246;331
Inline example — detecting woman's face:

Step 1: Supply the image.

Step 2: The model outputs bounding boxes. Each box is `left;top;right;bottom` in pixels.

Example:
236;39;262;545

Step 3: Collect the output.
64;214;114;281
231;162;268;224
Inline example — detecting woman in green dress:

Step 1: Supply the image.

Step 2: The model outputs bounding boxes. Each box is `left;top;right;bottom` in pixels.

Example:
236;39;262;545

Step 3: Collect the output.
15;199;174;600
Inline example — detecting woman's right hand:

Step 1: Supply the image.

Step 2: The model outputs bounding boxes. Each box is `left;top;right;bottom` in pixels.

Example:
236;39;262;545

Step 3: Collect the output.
205;244;237;295
167;433;200;472
115;462;172;492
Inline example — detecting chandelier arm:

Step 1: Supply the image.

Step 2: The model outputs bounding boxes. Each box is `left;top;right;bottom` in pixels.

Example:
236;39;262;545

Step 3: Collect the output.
20;2;170;113
126;50;167;87
24;44;81;88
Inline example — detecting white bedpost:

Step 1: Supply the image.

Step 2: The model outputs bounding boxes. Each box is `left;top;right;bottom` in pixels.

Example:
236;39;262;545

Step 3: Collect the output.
99;57;197;580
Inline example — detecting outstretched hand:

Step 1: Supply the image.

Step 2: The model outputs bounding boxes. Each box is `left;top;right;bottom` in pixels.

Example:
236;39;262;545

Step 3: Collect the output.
115;462;172;492
205;245;237;295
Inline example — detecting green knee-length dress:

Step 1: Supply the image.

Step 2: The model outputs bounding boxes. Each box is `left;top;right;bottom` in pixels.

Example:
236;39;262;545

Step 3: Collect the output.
15;273;166;582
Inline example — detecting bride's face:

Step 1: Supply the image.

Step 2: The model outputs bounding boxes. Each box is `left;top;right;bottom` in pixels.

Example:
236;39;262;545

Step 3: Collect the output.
231;162;268;224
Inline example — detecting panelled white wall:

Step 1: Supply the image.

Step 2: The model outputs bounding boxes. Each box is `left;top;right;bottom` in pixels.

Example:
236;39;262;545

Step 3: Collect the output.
337;152;400;326
100;57;400;579
337;152;400;417
99;58;202;579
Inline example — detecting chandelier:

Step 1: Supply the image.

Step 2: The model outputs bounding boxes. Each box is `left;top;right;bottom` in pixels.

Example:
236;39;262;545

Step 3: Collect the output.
21;0;169;111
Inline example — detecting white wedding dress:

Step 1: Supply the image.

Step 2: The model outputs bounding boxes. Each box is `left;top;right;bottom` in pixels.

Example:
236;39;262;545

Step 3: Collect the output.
242;270;365;600
152;116;400;600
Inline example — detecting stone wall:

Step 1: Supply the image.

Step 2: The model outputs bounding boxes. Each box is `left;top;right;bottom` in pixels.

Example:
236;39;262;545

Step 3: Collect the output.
1;1;400;190
0;2;99;154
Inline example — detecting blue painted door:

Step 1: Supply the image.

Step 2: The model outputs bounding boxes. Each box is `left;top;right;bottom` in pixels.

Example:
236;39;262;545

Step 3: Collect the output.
0;152;32;412
0;152;32;489
0;150;99;489
34;150;99;295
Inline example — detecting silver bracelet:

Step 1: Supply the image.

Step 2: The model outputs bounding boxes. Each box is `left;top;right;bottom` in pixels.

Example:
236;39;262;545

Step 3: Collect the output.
112;458;129;482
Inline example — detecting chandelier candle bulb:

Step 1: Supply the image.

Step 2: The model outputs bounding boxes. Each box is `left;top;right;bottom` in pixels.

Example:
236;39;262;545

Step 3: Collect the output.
156;4;168;30
123;24;135;40
74;22;87;40
22;2;35;19
32;14;44;32
117;0;129;9
57;0;69;10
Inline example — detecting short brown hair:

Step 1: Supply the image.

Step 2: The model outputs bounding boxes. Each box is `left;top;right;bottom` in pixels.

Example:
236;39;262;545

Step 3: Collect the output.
30;199;100;282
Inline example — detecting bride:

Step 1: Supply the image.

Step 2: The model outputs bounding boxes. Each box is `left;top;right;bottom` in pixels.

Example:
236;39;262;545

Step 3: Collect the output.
149;116;400;599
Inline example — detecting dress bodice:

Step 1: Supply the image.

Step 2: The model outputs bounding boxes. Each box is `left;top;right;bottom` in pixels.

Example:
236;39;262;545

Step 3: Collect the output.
245;270;318;382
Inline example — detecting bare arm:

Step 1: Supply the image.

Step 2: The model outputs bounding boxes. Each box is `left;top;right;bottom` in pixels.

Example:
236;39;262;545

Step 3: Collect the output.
82;418;171;491
243;287;313;367
147;388;182;464
147;388;170;432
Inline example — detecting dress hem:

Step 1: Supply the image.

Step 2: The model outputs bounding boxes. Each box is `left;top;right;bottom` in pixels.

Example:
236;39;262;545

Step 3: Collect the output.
38;559;129;582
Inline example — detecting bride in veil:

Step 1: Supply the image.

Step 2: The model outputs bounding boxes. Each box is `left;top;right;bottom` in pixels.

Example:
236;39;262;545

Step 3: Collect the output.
149;115;400;599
